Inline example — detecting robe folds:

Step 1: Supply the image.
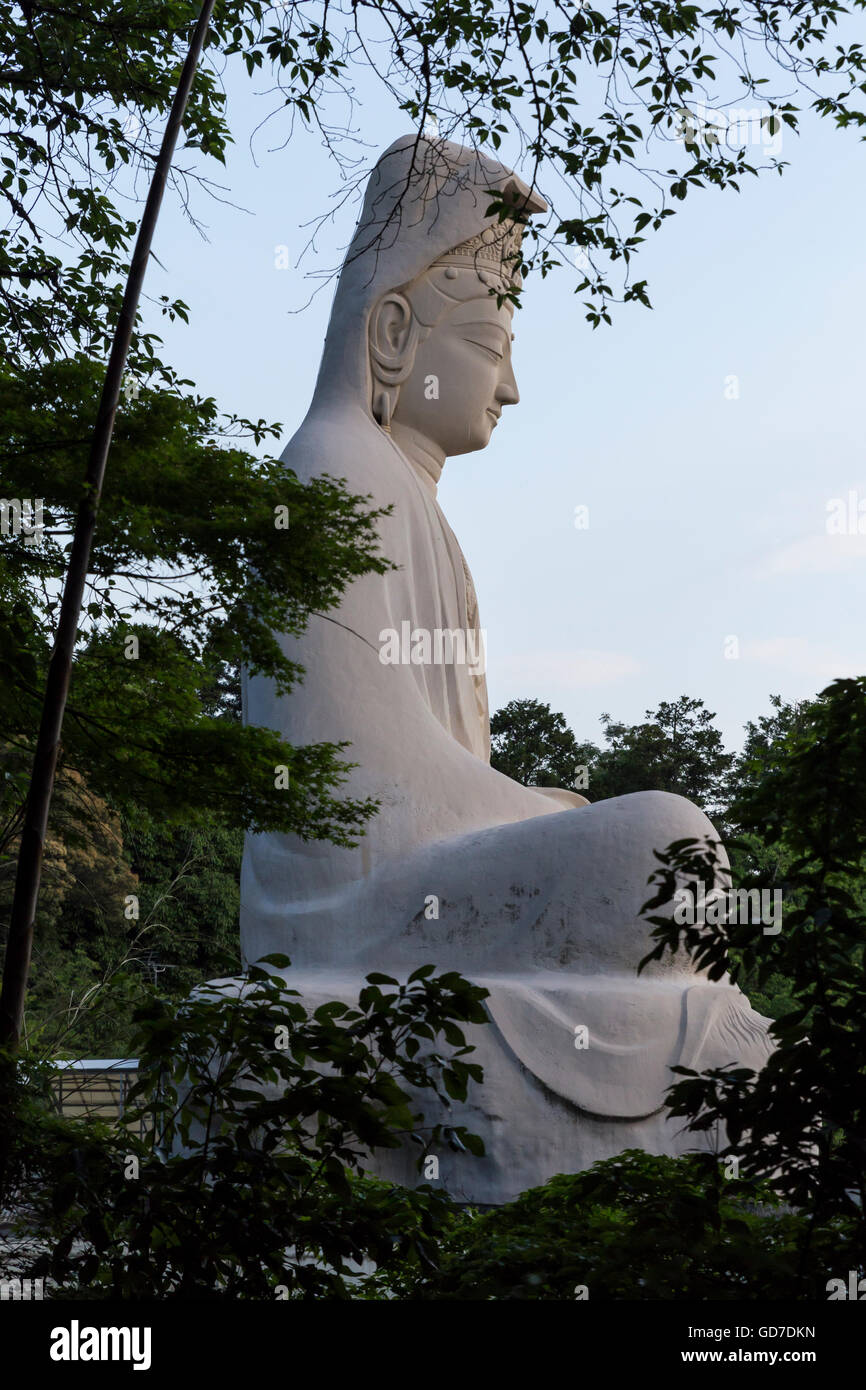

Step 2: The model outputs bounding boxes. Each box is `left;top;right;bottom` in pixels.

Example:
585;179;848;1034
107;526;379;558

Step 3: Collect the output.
238;136;773;1201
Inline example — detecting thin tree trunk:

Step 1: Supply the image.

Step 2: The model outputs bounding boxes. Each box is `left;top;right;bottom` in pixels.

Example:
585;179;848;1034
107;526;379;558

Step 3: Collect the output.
0;0;217;1056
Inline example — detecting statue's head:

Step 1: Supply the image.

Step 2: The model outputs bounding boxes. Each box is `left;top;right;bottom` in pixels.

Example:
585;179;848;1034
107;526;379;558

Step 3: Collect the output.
368;220;526;456
312;136;546;447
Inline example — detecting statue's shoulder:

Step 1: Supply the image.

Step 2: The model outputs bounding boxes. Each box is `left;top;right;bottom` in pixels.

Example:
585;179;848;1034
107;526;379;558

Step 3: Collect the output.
280;404;402;501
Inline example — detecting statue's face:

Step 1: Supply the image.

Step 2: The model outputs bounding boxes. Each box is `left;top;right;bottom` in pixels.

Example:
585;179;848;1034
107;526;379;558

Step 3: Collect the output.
392;293;518;456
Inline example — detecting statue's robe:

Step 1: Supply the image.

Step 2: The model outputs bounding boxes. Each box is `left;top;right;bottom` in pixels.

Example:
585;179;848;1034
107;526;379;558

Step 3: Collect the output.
239;137;772;1202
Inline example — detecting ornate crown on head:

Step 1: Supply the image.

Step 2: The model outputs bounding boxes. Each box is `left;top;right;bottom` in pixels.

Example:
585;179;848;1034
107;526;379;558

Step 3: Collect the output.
433;216;528;287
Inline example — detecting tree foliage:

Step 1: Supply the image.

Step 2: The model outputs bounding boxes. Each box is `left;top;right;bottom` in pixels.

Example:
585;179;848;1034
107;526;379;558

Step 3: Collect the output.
3;959;488;1298
0;354;391;1045
3;0;865;366
590;696;733;812
374;1149;848;1299
491;693;732;811
639;676;866;1265
490;696;597;788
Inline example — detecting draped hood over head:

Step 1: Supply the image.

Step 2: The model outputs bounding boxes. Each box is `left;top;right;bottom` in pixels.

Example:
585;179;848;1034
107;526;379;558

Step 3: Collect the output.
312;134;547;413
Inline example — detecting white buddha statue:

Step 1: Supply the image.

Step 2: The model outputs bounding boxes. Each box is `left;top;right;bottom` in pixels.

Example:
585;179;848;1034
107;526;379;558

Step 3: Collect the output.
240;135;772;1204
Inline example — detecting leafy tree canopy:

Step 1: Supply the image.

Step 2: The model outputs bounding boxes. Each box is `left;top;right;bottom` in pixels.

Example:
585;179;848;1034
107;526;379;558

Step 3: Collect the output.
3;959;489;1298
591;695;733;812
491;693;732;811
640;676;866;1252
374;1149;848;1300
490;696;597;788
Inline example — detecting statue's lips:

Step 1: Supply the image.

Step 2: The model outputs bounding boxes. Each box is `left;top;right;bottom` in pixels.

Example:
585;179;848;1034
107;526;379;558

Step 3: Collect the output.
486;408;501;426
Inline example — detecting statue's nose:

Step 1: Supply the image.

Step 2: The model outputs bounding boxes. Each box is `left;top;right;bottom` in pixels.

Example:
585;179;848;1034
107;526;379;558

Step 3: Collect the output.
496;359;519;407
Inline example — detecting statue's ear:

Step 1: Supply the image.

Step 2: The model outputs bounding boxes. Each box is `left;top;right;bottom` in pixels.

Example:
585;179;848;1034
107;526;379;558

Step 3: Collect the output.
369;292;422;428
369;293;414;366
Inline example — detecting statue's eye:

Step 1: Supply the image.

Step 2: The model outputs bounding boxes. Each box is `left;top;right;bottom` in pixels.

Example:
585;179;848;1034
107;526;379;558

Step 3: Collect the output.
463;332;504;361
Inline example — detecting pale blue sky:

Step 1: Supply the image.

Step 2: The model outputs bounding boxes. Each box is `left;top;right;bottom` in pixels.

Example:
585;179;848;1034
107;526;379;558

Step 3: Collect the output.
141;59;866;754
